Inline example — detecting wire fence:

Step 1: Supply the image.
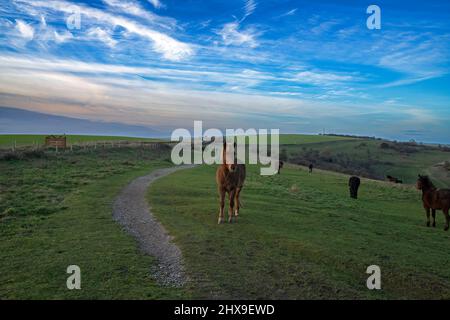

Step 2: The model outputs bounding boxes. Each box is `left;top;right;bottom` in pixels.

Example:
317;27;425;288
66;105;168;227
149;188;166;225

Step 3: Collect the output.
0;140;174;153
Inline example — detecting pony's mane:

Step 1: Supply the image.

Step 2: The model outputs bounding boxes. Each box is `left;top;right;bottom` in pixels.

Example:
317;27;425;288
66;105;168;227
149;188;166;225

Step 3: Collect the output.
419;175;436;190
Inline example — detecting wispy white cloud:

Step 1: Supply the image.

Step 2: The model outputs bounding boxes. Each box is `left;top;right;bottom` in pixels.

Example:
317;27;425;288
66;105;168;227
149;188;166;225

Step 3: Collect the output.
378;74;441;88
279;8;297;18
217;22;259;48
294;71;355;86
38;16;73;45
87;27;117;48
15;19;34;41
310;20;340;35
103;0;146;16
241;0;257;22
102;0;173;29
374;32;450;86
15;0;192;61
52;30;73;43
0;56;275;89
148;0;164;10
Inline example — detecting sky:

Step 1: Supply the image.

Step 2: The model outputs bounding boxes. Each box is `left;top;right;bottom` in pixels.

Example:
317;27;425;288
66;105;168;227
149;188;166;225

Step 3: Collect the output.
0;0;449;143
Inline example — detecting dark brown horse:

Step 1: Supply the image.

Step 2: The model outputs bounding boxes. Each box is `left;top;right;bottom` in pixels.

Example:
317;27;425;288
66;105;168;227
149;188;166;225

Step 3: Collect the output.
349;176;361;199
277;160;284;174
416;175;450;231
216;141;246;224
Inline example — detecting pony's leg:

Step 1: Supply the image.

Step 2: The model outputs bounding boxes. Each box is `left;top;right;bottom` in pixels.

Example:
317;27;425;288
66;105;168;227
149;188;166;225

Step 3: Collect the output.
234;187;242;217
218;188;226;224
425;208;431;227
432;209;436;227
228;189;236;223
443;209;449;231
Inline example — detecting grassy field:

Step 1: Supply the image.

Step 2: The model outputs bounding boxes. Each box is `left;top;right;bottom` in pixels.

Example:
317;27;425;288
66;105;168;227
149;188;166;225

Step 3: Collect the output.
0;147;188;299
0;134;164;148
149;164;450;299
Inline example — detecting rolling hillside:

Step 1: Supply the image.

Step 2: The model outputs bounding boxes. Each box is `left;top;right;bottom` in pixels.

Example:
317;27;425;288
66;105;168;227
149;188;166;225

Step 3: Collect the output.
280;137;450;186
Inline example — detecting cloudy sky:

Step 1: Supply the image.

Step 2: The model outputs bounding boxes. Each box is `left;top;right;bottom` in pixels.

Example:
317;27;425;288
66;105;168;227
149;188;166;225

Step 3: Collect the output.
0;0;449;142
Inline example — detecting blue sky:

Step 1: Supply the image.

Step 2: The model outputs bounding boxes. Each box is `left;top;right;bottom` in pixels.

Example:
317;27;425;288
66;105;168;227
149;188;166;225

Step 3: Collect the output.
0;0;449;142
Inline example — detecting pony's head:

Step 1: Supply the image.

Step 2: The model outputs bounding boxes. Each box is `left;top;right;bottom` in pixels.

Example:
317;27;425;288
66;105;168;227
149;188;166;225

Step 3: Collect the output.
416;175;434;190
222;141;237;172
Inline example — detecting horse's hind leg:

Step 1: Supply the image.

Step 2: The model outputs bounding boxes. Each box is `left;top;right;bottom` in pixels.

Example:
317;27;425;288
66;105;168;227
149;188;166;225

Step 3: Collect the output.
228;189;236;223
425;207;431;227
443;209;449;231
432;209;436;227
218;188;226;224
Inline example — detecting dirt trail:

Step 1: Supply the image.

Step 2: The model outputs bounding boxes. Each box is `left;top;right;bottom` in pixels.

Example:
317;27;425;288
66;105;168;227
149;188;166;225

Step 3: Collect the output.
112;165;195;287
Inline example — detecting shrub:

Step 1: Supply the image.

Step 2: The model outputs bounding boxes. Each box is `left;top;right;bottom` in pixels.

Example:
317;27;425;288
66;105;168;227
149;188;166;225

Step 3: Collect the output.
0;152;20;161
22;149;46;159
0;149;47;161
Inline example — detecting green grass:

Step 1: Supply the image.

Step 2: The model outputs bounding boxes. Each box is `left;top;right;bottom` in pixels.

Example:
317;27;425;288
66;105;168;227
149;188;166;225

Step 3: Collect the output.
0;147;188;299
0;134;164;148
149;164;450;299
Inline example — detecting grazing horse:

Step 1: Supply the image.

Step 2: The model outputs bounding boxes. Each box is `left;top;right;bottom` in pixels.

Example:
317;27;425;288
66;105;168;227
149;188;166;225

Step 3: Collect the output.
416;175;450;231
349;176;361;199
387;175;403;184
216;141;246;224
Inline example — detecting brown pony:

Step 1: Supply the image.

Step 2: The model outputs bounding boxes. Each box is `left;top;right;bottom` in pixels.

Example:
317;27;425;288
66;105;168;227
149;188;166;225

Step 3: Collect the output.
416;175;450;231
216;141;246;224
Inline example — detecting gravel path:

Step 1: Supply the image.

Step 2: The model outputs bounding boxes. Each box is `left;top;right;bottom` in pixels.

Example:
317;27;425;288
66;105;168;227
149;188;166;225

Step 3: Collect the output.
112;165;194;287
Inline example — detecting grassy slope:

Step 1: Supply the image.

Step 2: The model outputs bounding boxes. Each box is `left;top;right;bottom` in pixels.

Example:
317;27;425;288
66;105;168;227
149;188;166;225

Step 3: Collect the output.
278;134;357;145
149;164;450;299
0;148;187;299
283;139;450;186
0;134;163;147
